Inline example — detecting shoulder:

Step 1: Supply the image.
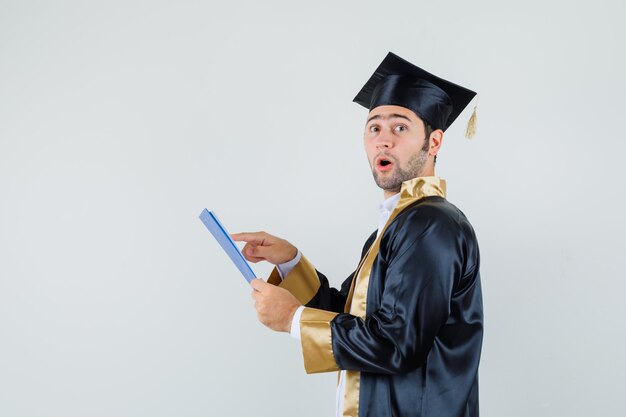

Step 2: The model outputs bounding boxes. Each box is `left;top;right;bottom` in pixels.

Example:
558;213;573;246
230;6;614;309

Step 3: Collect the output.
396;196;472;233
382;196;477;255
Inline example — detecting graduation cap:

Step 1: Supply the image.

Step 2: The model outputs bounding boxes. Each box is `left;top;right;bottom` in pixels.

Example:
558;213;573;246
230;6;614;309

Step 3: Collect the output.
353;52;478;138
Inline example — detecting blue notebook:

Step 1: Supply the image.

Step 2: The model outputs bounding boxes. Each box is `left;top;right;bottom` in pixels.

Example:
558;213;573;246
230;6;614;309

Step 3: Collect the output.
199;209;257;283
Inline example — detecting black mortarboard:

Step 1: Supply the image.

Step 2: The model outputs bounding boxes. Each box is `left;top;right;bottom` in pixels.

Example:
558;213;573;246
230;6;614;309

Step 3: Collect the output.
353;52;477;134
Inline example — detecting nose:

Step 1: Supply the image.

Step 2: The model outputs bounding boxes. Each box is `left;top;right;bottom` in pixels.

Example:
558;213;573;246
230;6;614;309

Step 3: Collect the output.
375;130;393;149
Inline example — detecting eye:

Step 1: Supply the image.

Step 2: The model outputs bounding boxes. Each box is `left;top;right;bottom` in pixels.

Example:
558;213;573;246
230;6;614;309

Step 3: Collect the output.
368;125;379;133
394;124;407;133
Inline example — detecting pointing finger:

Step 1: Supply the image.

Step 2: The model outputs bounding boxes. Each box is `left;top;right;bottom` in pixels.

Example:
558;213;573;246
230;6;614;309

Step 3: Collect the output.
230;232;269;244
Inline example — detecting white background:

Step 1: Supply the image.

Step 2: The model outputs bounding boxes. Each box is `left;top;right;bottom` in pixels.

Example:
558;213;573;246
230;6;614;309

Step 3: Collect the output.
1;1;625;416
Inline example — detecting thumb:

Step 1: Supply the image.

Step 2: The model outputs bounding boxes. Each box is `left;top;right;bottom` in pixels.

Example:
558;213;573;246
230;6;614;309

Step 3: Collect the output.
248;244;272;259
250;278;268;291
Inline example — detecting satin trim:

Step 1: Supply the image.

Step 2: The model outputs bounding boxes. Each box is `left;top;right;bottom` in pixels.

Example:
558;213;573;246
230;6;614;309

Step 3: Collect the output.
267;255;321;305
342;176;446;417
300;307;340;373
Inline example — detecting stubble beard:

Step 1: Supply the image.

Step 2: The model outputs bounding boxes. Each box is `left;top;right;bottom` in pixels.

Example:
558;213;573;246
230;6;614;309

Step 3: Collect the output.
371;141;430;194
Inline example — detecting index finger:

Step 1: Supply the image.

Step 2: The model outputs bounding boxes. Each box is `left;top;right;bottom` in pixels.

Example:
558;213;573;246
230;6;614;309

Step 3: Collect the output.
230;232;267;244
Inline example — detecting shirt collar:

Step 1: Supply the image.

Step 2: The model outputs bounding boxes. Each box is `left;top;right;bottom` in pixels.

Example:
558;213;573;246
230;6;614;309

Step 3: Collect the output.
379;192;401;215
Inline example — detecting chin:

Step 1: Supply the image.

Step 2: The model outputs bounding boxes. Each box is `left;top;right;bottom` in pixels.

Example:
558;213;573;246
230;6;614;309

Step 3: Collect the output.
373;176;402;192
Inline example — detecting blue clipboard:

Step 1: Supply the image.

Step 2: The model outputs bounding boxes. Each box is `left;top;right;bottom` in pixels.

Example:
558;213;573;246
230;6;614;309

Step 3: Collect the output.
199;209;257;283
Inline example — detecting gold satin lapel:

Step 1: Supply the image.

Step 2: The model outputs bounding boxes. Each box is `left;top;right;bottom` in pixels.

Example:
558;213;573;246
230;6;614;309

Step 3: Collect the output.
343;244;373;313
341;176;446;417
343;370;360;417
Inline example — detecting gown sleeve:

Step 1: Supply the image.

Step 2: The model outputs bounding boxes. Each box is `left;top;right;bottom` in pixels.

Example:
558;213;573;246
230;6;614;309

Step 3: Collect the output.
267;231;377;312
298;208;474;374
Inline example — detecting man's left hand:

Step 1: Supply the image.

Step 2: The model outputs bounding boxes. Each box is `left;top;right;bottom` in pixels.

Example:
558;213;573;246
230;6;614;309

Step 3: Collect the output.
251;279;301;333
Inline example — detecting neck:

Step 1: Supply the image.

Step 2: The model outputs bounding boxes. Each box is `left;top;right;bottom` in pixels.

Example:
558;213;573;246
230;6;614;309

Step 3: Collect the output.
383;189;399;199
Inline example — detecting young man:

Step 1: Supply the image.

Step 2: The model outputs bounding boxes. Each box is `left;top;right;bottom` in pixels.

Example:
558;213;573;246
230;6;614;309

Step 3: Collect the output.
232;52;483;417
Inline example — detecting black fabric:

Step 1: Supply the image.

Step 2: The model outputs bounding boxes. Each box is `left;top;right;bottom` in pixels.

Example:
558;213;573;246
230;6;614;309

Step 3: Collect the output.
353;52;477;131
306;196;483;417
304;230;377;313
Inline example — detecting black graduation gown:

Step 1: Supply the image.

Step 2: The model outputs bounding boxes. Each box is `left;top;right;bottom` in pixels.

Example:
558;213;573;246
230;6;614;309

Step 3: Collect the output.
301;195;483;417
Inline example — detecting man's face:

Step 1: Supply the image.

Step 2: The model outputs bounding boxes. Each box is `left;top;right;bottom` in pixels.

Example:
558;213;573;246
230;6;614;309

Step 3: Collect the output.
363;105;431;194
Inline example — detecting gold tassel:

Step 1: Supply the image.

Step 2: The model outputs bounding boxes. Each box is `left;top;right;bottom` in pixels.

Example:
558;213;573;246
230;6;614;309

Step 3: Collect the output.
465;105;477;139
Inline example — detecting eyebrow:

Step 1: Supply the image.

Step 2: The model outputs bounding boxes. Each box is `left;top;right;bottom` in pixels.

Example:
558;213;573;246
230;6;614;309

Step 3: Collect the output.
366;113;412;124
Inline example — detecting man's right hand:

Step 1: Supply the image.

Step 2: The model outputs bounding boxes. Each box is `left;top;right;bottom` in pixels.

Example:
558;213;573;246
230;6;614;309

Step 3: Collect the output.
230;231;298;265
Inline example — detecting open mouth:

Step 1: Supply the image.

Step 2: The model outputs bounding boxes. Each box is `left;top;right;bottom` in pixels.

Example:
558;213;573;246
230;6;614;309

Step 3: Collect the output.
376;156;394;171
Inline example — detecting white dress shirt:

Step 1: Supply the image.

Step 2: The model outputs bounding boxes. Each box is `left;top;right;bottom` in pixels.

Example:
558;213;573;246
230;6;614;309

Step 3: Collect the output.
277;192;401;416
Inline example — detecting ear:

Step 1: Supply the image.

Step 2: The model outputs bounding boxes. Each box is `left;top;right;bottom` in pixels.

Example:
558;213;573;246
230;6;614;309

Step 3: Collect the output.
428;129;444;157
